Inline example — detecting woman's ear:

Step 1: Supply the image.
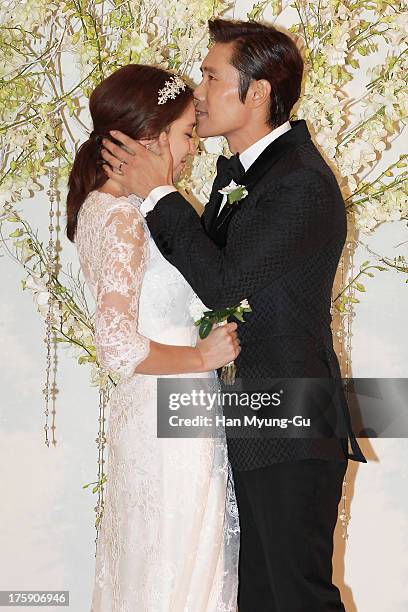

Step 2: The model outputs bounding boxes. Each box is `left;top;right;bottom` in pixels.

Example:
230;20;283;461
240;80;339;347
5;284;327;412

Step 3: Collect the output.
138;138;159;154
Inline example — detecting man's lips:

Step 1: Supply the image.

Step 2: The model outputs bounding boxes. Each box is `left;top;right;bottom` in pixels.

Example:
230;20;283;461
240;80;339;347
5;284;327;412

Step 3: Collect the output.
195;109;208;118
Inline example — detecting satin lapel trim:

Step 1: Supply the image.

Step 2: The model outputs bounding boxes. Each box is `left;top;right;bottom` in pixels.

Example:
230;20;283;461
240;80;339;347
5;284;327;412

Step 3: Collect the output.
203;176;224;233
214;199;236;232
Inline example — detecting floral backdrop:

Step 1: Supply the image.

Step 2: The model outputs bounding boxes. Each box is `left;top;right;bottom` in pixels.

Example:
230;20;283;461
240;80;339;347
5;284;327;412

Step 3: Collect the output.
0;0;407;532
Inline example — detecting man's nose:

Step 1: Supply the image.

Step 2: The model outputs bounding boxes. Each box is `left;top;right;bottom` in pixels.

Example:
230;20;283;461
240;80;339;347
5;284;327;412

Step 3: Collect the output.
193;79;205;101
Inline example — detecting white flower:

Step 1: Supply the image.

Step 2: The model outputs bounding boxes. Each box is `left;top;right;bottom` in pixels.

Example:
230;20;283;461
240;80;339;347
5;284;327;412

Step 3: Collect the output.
384;13;408;48
25;273;56;318
354;187;408;233
188;151;218;204
337;139;377;176
315;127;338;159
218;184;248;205
189;293;208;322
129;32;149;54
323;23;350;66
218;184;237;196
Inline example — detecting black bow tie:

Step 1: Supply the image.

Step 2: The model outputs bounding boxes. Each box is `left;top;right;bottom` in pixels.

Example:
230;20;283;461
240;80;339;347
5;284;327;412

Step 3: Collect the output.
216;153;245;187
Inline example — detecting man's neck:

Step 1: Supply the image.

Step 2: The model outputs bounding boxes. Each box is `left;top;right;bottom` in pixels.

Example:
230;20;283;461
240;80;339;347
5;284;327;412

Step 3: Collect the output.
225;123;275;155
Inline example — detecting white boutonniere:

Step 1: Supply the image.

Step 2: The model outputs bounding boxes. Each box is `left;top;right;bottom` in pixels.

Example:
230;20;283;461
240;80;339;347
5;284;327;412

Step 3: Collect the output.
189;294;252;385
218;184;249;205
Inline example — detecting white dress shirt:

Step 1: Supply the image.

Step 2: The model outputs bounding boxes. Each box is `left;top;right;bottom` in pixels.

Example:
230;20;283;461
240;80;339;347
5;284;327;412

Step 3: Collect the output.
140;121;292;217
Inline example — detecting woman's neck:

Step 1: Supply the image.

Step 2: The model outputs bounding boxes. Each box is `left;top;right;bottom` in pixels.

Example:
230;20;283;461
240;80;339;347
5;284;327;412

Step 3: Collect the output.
97;179;130;198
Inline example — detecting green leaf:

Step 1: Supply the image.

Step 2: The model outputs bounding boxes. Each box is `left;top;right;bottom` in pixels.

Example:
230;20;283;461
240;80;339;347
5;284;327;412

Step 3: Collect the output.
199;319;213;339
227;185;247;205
82;481;96;489
217;309;231;319
78;355;96;364
384;118;394;133
9;228;24;238
355;282;366;292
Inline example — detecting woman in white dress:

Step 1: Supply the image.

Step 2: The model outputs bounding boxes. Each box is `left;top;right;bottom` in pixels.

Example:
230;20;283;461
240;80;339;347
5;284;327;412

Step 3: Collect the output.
66;64;240;611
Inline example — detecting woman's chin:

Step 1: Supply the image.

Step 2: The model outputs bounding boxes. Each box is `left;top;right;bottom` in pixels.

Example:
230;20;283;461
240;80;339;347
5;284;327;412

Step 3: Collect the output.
173;162;188;182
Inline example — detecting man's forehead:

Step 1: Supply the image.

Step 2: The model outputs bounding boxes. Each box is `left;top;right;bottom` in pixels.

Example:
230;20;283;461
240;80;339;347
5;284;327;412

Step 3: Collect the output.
200;63;218;73
201;42;233;70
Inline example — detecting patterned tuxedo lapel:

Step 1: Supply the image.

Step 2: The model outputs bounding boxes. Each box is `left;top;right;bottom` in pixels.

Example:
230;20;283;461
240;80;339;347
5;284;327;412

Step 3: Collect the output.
204;120;311;240
242;119;311;191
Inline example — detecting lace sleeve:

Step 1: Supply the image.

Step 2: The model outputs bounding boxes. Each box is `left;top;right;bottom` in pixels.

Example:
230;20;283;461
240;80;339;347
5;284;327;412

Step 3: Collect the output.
95;203;150;379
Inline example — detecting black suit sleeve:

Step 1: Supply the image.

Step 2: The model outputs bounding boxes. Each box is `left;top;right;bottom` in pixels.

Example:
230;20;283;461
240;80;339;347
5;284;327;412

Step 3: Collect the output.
146;169;343;310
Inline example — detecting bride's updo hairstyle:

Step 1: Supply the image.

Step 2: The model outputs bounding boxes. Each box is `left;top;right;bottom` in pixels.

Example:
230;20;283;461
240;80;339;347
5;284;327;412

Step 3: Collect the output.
66;64;193;242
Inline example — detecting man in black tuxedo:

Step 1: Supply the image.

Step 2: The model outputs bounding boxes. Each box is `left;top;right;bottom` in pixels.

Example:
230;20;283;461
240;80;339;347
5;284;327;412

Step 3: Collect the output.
101;18;366;612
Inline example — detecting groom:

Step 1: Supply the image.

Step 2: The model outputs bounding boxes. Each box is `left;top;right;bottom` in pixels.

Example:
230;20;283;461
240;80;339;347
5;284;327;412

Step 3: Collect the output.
101;18;366;612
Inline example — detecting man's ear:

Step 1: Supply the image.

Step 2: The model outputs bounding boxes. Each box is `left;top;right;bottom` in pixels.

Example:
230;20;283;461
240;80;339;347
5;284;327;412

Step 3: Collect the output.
247;79;271;109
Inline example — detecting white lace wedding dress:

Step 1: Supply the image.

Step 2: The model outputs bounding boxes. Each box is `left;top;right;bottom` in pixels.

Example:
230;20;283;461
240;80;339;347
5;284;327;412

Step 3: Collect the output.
75;190;239;612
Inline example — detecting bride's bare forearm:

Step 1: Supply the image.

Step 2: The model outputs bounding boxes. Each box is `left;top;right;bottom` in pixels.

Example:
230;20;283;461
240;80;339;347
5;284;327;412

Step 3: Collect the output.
134;340;204;375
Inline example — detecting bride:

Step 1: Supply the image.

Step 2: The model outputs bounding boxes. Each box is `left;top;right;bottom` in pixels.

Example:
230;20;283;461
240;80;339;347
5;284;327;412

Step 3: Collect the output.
66;64;240;611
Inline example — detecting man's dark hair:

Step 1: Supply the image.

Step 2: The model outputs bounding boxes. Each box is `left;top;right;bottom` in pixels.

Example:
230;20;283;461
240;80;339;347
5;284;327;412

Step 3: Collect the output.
208;19;304;127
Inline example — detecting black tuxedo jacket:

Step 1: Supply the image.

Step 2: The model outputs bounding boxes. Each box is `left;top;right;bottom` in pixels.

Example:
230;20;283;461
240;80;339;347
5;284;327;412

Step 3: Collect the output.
146;119;366;470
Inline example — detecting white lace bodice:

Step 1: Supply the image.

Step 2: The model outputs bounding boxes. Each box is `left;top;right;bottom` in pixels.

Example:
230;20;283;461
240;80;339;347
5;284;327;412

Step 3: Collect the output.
76;190;199;380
